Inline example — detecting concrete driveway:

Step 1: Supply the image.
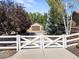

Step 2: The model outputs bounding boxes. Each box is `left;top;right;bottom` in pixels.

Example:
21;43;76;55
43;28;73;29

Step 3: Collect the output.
6;48;79;59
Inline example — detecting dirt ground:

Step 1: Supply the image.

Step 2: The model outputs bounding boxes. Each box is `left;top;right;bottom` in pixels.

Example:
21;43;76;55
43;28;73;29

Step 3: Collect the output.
0;49;16;59
67;46;79;57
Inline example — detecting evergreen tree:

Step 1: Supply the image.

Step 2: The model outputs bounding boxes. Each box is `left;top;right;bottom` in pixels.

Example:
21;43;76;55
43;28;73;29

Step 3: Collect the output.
29;12;47;29
46;0;65;35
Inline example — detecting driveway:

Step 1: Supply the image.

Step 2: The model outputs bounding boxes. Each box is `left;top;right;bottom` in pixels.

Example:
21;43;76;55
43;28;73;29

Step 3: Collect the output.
6;48;79;59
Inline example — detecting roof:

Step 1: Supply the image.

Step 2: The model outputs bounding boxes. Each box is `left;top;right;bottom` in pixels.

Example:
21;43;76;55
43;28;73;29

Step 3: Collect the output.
32;23;43;27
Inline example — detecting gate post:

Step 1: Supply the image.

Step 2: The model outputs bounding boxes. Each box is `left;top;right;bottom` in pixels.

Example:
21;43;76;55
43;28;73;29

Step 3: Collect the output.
63;35;67;48
40;34;44;49
16;35;21;51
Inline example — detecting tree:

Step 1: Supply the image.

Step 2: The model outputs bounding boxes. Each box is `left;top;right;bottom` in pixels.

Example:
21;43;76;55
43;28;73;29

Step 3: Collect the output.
0;0;32;35
62;0;79;35
46;0;65;35
29;12;47;29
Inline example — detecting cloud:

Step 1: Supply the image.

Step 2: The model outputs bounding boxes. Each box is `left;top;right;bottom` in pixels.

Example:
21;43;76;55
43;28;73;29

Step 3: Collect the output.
14;0;36;8
15;0;23;4
26;0;36;7
26;0;36;4
25;3;33;8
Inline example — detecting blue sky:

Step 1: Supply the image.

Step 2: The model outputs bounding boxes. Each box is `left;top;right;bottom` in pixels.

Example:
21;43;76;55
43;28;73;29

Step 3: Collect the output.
13;0;79;15
0;0;79;15
14;0;50;14
63;0;79;15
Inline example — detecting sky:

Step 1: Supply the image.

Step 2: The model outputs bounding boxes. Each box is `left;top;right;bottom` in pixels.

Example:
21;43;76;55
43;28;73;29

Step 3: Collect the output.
14;0;50;14
0;0;79;15
63;0;79;15
13;0;79;15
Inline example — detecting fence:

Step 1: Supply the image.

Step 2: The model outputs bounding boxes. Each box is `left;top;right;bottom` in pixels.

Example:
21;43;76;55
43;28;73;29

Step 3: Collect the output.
66;33;79;47
0;33;79;51
0;36;17;50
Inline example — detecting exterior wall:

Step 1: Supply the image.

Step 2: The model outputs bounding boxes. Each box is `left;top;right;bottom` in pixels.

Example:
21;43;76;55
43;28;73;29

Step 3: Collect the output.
27;23;44;34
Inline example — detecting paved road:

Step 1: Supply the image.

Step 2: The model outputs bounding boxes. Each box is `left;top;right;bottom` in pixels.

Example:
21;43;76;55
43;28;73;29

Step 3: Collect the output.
6;48;79;59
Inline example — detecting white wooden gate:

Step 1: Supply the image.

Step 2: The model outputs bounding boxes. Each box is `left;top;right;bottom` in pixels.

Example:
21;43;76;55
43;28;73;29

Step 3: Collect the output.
0;33;79;51
44;35;64;48
18;35;64;50
19;35;41;50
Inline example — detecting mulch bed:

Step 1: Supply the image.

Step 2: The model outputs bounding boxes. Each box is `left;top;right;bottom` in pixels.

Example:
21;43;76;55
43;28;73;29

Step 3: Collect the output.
0;49;16;59
67;46;79;57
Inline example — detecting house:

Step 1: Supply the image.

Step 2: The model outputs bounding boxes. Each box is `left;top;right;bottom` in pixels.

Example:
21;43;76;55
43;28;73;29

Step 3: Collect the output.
71;20;79;33
27;23;44;35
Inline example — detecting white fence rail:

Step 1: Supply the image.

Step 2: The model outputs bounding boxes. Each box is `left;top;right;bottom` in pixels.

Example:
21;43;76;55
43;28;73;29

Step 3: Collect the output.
0;33;79;51
0;36;18;51
66;33;79;47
